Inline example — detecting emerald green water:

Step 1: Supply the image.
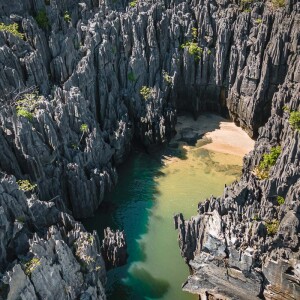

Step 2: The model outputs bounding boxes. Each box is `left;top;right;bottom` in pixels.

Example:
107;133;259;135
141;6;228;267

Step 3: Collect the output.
83;120;244;300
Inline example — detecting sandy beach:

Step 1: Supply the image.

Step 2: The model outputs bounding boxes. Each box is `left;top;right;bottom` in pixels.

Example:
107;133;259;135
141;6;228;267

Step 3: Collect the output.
173;113;254;157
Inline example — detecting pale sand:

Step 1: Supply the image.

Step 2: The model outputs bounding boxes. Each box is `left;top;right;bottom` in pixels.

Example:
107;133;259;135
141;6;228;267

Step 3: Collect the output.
175;113;254;157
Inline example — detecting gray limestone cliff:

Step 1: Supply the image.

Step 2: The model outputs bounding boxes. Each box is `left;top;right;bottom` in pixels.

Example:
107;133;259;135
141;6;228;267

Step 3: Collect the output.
0;0;299;299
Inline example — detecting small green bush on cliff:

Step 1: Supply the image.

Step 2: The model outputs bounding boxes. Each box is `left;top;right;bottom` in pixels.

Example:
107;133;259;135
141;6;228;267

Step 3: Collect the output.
35;10;49;29
128;72;136;82
64;11;71;23
181;27;203;61
272;0;285;8
140;86;152;100
289;111;300;131
16;92;39;122
0;23;24;39
129;0;137;7
17;180;37;192
277;196;285;205
266;220;279;236
254;146;281;180
24;258;41;275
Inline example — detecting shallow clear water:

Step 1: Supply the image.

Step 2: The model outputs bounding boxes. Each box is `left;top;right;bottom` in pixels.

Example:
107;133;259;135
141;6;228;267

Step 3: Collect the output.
83;133;243;300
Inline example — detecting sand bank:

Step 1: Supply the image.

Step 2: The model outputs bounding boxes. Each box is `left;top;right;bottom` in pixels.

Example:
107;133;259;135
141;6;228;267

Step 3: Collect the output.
173;113;254;157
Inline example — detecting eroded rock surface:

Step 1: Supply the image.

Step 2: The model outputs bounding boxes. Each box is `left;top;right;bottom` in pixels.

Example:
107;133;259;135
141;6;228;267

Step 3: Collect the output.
101;227;127;269
0;0;299;299
0;174;106;300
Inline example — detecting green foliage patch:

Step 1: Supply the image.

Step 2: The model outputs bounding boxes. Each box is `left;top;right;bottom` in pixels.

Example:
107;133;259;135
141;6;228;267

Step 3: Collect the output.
35;10;49;29
162;71;172;85
140;86;152;100
254;146;281;180
24;258;41;275
80;123;89;133
128;72;136;82
277;196;285;205
0;22;24;39
17;180;37;192
289;111;300;131
272;0;285;8
129;0;137;7
16;92;39;122
64;11;71;23
266;220;279;236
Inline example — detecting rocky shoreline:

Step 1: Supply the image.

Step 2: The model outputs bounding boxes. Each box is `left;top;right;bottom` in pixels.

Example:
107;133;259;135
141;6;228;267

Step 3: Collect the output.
0;0;299;299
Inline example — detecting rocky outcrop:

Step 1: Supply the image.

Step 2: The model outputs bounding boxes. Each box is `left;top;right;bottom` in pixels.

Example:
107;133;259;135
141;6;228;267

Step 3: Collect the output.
101;227;127;269
0;173;106;300
0;0;299;299
1;0;298;217
174;27;300;300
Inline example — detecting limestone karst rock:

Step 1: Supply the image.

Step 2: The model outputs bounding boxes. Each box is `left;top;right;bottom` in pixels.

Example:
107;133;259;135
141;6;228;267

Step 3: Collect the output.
0;0;299;299
101;227;127;269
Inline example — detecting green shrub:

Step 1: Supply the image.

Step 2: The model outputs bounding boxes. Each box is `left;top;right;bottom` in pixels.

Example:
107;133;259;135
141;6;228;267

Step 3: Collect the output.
16;92;39;121
80;123;89;133
129;0;137;7
266;220;279;236
181;41;203;61
24;258;41;275
191;27;198;40
162;71;172;85
255;18;262;24
35;10;49;29
272;0;285;8
254;146;281;180
289;111;300;131
16;108;34;121
17;180;37;192
128;72;136;82
140;86;152;100
0;23;24;39
277;196;285;205
64;11;71;23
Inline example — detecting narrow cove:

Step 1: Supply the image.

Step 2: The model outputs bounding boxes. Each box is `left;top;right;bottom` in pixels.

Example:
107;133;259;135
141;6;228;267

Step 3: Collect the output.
83;113;254;300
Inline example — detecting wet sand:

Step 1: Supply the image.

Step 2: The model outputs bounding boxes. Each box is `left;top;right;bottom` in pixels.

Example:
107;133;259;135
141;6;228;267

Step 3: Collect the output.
174;113;254;157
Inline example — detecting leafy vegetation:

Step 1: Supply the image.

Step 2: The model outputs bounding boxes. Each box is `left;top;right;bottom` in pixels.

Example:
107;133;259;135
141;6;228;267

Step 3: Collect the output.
253;146;281;180
17;180;37;192
181;27;203;61
255;18;262;24
16;108;34;121
289;110;300;131
129;0;137;7
277;196;285;205
64;11;71;23
0;23;24;39
24;258;41;275
266;220;279;236
35;10;49;29
140;86;152;100
80;123;89;133
128;72;136;82
272;0;285;8
162;71;173;85
16;92;39;122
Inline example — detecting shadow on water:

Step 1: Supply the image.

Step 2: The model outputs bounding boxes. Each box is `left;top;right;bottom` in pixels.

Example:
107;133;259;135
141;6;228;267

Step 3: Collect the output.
82;113;241;300
83;148;179;299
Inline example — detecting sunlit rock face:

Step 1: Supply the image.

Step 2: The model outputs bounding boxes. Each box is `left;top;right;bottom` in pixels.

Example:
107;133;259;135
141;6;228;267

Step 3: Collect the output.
0;0;299;299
